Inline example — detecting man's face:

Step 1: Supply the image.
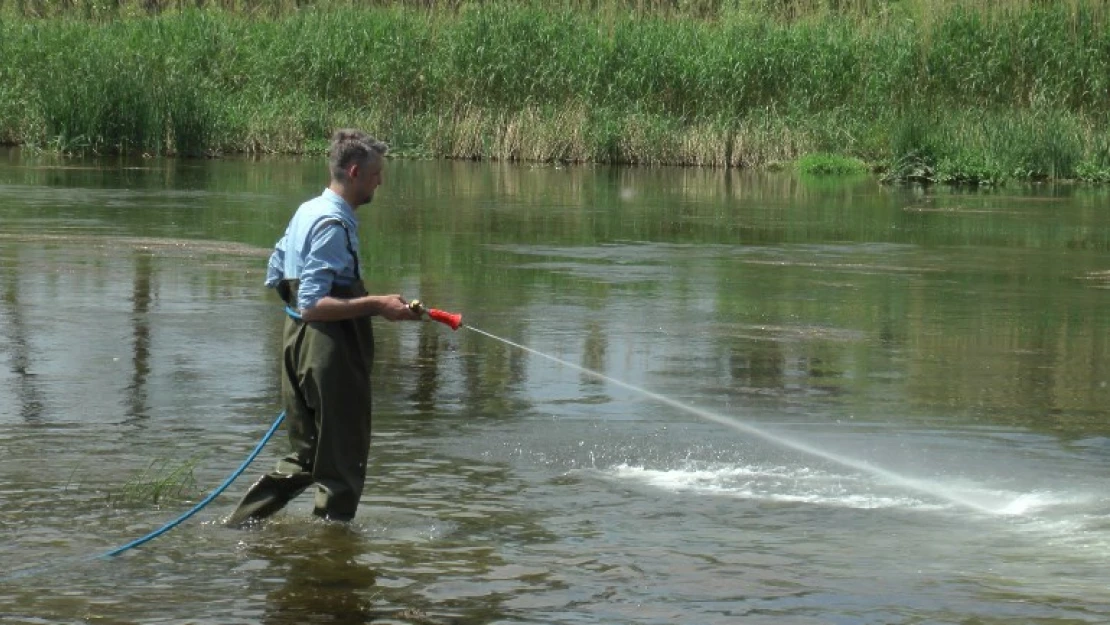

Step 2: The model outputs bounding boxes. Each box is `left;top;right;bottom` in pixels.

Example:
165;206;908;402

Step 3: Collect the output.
349;158;383;207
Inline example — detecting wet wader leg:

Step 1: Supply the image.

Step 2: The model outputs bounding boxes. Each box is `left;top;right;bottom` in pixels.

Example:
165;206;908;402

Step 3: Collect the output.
225;318;317;527
224;471;314;528
305;320;373;521
279;316;318;473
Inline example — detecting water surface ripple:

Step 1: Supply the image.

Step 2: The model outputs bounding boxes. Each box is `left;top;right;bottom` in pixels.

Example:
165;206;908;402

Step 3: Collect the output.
2;153;1109;624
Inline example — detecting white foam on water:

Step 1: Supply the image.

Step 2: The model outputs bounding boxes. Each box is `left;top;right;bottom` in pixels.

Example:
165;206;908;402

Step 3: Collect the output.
601;461;1110;566
603;462;944;510
994;491;1092;516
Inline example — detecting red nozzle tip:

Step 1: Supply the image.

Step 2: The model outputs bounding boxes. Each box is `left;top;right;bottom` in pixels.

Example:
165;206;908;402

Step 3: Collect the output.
428;308;462;331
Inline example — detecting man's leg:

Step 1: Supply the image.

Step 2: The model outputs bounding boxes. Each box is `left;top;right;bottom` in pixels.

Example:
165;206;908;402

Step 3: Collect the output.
310;355;372;522
226;320;317;528
225;465;313;528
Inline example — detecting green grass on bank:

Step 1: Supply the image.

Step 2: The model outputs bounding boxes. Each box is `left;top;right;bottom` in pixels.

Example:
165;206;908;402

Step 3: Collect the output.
1;0;1109;184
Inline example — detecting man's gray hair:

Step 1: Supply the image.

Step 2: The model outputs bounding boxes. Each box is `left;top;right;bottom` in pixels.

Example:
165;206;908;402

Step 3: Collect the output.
329;129;388;183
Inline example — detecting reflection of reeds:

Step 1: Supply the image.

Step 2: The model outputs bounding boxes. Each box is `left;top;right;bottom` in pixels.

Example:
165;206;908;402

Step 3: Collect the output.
108;458;200;507
1;1;1108;181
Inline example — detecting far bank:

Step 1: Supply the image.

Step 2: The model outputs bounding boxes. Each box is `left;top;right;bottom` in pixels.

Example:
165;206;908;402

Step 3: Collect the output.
1;1;1108;184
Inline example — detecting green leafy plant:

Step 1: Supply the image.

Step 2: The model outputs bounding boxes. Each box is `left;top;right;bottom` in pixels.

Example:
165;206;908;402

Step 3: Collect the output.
798;153;868;176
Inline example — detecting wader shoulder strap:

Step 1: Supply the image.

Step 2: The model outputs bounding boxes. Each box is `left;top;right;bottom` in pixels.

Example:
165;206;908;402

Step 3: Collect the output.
276;218;364;321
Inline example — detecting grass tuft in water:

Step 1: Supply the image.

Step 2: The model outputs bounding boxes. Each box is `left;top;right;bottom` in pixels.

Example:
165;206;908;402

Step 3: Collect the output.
107;458;201;507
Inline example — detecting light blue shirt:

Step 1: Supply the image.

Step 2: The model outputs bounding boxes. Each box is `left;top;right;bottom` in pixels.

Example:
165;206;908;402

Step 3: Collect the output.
265;189;361;311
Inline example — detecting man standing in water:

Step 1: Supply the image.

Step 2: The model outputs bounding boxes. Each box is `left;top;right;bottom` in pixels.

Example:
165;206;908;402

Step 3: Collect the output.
227;129;418;526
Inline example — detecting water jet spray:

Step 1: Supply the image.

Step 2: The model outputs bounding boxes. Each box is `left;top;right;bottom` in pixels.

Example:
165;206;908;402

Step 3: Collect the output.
458;324;1009;516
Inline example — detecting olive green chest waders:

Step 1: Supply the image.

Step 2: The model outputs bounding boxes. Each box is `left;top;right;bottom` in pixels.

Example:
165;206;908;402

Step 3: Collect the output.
227;280;375;527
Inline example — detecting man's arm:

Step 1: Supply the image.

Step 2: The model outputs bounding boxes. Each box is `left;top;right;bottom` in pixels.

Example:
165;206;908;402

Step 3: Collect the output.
300;293;416;322
264;237;286;288
294;221;418;323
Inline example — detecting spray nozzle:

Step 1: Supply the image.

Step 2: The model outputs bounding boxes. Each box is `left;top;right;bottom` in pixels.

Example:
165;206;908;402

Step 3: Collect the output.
408;300;463;331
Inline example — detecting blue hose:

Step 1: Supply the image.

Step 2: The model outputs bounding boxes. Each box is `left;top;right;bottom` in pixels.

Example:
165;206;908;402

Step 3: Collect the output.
100;410;285;557
2;411;285;581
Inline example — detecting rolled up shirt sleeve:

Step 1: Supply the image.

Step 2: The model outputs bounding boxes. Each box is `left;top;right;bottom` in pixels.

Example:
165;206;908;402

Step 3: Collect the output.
296;222;352;312
264;235;287;288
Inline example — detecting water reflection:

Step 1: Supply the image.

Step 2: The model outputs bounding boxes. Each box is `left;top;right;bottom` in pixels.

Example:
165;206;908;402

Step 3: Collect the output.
730;339;785;395
124;251;153;424
460;321;532;418
0;247;45;422
579;320;607;391
257;525;382;625
411;322;441;415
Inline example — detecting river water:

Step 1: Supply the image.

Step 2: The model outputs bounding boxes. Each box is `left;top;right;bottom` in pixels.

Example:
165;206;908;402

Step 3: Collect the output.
1;148;1108;624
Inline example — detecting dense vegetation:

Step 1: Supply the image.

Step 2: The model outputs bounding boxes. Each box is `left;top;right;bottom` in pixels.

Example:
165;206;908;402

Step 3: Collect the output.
1;0;1109;183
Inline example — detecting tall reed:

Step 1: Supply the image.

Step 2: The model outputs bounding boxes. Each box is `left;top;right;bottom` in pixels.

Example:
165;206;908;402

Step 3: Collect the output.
1;1;1108;182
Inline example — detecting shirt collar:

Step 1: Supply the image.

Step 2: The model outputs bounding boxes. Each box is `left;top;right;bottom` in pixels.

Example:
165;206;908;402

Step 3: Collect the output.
321;188;357;222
